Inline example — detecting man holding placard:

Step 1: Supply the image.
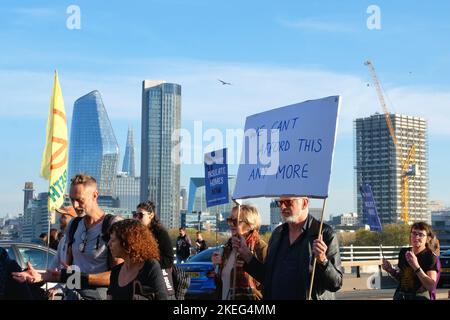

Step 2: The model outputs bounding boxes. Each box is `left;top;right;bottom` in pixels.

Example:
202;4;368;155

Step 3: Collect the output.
232;196;342;299
231;96;344;299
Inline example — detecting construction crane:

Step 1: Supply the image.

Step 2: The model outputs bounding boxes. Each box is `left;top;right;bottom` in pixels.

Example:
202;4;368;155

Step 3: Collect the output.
365;60;417;224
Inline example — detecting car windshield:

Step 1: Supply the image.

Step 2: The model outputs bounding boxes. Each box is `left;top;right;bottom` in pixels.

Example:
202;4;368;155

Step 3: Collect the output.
187;247;221;263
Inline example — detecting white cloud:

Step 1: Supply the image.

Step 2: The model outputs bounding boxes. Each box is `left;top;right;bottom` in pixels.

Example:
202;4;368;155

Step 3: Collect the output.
1;60;449;138
1;60;450;219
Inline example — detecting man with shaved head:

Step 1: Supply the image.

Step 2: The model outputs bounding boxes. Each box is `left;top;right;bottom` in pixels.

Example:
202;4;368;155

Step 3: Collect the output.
13;174;122;300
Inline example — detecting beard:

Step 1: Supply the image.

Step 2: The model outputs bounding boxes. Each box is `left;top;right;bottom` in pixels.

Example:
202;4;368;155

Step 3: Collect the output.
281;210;301;223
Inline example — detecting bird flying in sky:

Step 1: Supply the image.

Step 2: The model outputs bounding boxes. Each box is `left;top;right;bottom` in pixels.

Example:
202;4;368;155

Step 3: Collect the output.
218;79;232;85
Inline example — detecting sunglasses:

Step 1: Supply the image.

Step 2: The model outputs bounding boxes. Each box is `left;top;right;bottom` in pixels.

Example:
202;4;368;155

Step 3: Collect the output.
132;211;151;219
226;218;246;226
274;199;295;208
79;230;100;253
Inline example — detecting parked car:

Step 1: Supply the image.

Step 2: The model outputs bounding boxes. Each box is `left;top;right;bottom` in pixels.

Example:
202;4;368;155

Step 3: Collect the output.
0;240;57;291
176;246;222;299
438;249;450;287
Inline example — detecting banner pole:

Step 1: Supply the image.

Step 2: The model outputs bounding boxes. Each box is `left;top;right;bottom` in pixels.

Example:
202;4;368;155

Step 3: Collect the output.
231;203;241;300
215;206;219;247
308;198;327;300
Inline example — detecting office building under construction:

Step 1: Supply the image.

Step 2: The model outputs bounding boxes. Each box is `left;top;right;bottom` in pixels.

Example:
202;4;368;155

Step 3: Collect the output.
355;113;429;225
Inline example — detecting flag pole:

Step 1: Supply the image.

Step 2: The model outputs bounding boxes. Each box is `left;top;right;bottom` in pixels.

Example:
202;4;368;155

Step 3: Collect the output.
45;209;52;292
308;198;327;300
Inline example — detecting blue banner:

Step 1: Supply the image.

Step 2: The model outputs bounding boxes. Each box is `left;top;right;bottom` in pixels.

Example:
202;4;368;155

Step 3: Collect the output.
360;183;382;232
204;148;229;208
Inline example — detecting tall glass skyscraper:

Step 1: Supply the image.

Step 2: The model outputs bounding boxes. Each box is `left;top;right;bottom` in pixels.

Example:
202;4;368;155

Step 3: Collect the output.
141;80;181;229
68;90;119;196
122;127;136;177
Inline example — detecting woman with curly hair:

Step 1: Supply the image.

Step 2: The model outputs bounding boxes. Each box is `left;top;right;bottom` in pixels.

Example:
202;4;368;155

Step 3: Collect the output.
107;219;168;300
212;205;267;300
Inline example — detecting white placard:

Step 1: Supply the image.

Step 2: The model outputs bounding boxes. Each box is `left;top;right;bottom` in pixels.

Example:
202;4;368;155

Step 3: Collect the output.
233;96;341;199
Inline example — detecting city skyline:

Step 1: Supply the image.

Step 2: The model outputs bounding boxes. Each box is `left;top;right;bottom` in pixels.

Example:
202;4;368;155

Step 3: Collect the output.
1;1;450;224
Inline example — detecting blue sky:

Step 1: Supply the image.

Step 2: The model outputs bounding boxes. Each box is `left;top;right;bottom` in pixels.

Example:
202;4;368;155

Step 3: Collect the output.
1;0;449;223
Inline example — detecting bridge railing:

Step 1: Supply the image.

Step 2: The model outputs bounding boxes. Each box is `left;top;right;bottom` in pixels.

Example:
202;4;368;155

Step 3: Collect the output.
340;245;450;262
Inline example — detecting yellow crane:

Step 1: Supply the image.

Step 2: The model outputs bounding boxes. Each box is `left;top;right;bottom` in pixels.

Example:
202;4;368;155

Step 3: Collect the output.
365;60;416;224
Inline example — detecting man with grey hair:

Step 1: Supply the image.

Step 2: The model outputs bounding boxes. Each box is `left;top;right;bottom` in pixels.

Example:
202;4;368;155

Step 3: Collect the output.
232;197;342;300
13;174;122;300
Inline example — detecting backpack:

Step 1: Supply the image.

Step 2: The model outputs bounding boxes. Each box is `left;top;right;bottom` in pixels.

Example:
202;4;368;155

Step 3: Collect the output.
171;264;190;300
66;214;116;268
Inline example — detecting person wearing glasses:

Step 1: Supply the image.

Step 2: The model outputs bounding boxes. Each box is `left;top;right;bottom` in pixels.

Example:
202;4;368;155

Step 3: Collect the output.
382;222;439;300
107;220;168;300
232;197;342;300
13;174;123;300
133;201;174;270
212;204;267;300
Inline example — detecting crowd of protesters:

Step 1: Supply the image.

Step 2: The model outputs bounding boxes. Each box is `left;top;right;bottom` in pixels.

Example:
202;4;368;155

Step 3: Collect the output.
0;173;444;300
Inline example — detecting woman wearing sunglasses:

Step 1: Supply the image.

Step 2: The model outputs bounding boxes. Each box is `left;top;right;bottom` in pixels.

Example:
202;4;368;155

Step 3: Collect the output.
382;222;439;300
133;201;174;270
107;219;168;300
212;205;267;300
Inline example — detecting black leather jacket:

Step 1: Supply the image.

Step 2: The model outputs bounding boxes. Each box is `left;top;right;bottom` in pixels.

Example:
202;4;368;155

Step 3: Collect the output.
245;215;343;300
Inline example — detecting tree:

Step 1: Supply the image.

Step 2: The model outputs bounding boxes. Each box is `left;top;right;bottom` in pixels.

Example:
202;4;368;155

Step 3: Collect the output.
352;224;410;246
337;232;356;246
168;228;229;248
354;229;379;246
380;224;410;246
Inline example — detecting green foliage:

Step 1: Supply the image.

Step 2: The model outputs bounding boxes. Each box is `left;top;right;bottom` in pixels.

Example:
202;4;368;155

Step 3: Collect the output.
336;232;356;246
380;224;410;246
354;229;379;246
168;228;273;248
353;224;410;246
168;228;229;247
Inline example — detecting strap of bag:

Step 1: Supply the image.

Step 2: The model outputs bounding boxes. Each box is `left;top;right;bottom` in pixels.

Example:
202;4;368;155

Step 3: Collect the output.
66;217;83;266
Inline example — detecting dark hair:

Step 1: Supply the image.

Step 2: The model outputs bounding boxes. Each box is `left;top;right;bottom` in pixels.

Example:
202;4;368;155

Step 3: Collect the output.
39;233;47;239
136;201;160;227
411;221;435;249
110;219;160;263
179;227;186;231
